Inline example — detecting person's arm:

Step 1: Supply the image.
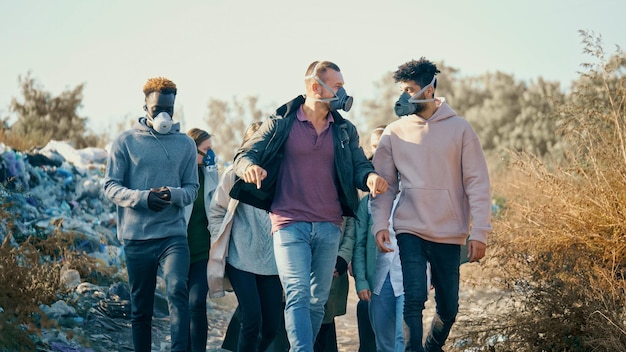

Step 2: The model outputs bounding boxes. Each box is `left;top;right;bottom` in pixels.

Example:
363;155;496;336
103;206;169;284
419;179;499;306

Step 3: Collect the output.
232;118;277;179
338;216;356;265
167;139;199;208
344;122;375;192
352;197;371;293
104;138;150;209
370;133;399;236
203;167;220;221
344;122;388;197
462;127;492;260
208;167;236;241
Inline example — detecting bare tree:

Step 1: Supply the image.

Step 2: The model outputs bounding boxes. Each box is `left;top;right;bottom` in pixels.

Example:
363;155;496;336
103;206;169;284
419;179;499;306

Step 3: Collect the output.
205;96;267;164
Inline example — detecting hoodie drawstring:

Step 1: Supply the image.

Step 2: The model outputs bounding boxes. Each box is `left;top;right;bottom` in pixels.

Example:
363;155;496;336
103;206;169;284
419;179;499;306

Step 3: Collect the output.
148;129;170;159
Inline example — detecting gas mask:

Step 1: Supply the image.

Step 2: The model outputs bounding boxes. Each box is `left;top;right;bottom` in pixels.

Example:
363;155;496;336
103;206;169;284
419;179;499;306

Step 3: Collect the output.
394;76;436;117
315;79;354;112
198;148;217;170
306;63;354;112
150;111;173;134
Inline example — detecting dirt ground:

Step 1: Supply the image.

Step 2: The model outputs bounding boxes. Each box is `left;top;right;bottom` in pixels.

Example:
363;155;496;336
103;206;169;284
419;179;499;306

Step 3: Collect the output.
204;261;503;352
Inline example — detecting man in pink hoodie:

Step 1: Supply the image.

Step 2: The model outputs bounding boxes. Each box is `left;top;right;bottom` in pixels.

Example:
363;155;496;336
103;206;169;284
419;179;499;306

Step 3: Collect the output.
370;57;492;352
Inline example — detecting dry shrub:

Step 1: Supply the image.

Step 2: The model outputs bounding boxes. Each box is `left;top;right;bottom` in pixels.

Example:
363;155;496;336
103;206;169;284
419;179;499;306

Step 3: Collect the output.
465;32;626;351
0;190;117;350
0;124;51;152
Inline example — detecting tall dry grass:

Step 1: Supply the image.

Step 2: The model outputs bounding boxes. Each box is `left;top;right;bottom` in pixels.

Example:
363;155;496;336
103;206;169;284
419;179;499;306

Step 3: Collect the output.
462;32;626;351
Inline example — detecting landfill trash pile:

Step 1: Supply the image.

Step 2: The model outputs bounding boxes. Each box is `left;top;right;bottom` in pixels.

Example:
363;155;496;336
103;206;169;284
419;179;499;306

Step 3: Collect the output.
0;140;180;352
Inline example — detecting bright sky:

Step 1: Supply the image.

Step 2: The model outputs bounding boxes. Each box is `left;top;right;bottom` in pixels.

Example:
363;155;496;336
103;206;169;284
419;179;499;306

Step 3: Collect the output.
1;0;625;137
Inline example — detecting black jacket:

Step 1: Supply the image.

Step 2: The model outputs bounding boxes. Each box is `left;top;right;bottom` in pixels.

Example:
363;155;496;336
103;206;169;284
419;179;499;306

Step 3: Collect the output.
230;95;374;217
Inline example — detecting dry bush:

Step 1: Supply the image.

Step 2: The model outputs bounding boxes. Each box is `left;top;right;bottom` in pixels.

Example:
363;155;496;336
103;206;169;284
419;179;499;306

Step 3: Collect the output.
0;191;117;350
0;124;52;152
461;32;626;351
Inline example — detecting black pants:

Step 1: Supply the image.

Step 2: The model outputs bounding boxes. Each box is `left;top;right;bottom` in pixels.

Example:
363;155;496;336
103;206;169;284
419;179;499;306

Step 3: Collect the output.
356;300;376;352
223;306;290;352
314;320;338;352
222;264;285;352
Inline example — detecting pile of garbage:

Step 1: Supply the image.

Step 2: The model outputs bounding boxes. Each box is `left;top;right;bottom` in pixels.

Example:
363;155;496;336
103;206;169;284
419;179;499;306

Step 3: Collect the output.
0;140;172;351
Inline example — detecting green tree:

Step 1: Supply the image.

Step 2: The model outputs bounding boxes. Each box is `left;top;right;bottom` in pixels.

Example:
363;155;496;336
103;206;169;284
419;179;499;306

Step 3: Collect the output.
511;78;566;158
8;73;101;149
462;72;525;152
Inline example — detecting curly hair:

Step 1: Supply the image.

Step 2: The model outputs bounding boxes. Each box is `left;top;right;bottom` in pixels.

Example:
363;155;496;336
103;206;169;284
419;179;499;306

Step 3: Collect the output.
143;77;177;97
392;57;440;89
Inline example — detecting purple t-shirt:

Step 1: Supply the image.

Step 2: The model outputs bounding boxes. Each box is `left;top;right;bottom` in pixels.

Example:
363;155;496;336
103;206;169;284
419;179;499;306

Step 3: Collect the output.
270;106;343;232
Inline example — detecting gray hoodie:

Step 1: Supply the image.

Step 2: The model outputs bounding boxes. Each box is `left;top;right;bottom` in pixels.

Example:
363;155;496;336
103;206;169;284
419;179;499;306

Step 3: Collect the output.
104;118;199;241
371;99;491;245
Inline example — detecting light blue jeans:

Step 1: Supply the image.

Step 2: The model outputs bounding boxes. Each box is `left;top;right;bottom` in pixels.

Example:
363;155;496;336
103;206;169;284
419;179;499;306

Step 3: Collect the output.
370;274;405;352
273;222;342;352
124;236;190;352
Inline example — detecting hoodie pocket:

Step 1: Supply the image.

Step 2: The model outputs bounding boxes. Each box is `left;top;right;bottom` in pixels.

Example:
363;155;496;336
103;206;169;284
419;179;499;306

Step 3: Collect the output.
394;188;460;234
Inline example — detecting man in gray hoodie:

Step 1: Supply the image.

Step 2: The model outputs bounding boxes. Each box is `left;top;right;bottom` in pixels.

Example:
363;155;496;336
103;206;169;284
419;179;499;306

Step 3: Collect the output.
104;77;199;352
371;58;491;352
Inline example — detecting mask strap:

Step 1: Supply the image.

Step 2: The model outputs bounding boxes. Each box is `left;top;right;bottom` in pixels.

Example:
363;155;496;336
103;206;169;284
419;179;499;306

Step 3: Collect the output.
408;75;437;103
305;61;339;102
197;149;206;156
314;78;339;102
304;61;321;80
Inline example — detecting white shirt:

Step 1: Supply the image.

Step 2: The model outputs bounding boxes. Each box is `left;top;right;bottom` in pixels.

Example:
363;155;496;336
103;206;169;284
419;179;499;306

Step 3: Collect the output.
370;197;404;297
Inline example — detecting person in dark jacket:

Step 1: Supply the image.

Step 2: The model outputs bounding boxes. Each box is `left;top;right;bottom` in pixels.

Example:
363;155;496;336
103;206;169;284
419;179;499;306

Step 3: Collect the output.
231;60;388;352
184;128;218;352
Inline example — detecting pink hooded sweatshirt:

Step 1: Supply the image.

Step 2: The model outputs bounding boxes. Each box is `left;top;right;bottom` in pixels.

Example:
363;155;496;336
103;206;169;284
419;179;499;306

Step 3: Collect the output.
370;99;491;245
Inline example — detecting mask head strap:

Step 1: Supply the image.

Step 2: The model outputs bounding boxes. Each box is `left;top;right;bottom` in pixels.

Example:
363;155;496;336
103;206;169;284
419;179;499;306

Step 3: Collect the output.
305;61;339;102
408;75;437;103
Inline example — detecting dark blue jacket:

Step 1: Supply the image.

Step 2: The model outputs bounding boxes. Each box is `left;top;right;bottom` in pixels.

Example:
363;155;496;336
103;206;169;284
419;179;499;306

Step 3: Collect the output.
230;95;374;217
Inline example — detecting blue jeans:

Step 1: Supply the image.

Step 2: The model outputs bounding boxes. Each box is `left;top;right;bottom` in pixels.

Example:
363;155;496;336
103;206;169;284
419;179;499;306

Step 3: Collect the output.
396;234;460;352
188;258;208;352
124;236;190;352
369;274;405;352
226;263;284;352
273;222;342;352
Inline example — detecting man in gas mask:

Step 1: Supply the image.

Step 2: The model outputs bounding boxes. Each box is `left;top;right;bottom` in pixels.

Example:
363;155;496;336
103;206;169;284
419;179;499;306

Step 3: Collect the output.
370;58;492;352
104;77;199;352
230;60;388;351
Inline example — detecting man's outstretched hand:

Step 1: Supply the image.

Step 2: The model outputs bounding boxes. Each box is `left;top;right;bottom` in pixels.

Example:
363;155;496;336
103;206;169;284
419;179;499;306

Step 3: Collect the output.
243;165;267;189
367;173;388;198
